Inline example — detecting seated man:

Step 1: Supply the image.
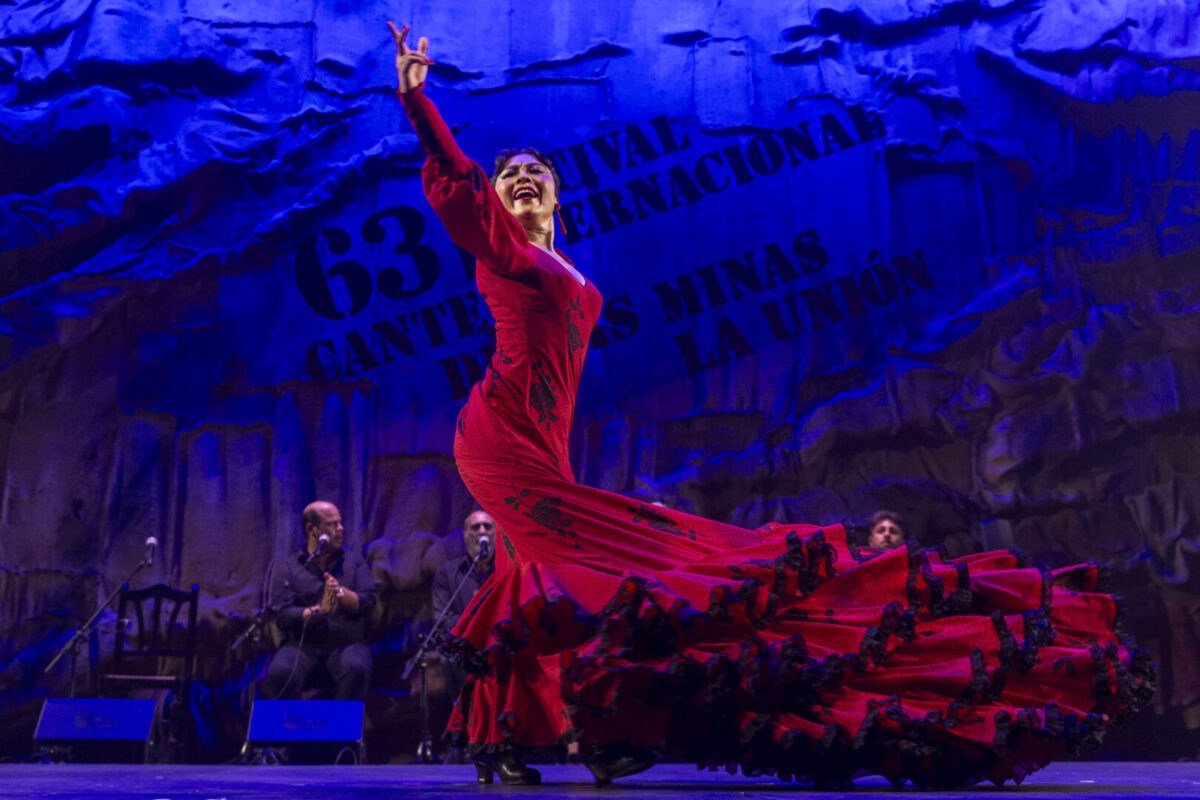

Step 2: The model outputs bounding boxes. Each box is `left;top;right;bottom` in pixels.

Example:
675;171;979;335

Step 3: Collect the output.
431;510;496;758
867;509;907;550
432;510;497;628
264;501;376;701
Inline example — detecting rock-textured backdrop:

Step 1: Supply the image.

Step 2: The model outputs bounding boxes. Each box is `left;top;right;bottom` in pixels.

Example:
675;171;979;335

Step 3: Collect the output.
2;0;1198;763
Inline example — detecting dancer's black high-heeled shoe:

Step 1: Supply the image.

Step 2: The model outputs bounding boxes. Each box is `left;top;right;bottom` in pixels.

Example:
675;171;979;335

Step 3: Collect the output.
473;750;542;785
581;742;656;786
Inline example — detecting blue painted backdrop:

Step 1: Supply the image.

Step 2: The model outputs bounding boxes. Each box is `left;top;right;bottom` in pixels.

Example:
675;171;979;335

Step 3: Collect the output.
2;0;1198;761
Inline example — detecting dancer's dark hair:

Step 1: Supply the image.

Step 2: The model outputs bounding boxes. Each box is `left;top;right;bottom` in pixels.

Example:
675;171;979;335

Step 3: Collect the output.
490;147;564;194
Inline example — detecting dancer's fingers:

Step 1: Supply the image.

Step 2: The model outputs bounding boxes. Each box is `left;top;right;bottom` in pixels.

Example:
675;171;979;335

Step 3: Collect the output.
418;36;428;56
399;53;432;70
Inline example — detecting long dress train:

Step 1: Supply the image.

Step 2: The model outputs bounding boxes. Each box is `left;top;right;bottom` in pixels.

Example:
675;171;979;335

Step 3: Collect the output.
397;85;1154;787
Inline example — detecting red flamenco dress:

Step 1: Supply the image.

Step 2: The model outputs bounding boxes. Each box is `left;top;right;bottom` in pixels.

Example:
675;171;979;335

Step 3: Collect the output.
398;86;1154;787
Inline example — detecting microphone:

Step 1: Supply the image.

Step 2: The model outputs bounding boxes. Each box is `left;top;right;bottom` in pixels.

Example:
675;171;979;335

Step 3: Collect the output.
303;534;331;565
477;534;490;558
144;536;158;567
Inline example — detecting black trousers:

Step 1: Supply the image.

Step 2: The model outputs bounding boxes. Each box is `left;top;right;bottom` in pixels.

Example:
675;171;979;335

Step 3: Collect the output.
264;643;372;701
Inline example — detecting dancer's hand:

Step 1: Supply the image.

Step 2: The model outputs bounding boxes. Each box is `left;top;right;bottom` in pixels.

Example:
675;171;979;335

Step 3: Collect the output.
388;22;433;93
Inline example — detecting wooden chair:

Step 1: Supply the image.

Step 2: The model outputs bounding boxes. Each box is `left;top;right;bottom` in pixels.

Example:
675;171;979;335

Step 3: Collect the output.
97;584;199;761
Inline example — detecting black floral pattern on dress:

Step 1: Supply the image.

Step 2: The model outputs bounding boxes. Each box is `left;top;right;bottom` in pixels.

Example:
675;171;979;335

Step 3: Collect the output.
502;486;581;548
567;295;584;357
529;359;559;430
524;496;582;550
470;164;490;222
485;344;515;396
500;530;517;560
504;487;531;511
628;503;699;541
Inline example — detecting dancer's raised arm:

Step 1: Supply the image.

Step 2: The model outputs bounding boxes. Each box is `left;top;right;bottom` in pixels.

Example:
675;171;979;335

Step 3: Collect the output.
387;23;531;273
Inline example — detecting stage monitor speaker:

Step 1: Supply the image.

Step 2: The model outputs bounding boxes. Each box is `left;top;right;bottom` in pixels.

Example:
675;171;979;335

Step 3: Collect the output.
244;700;365;764
34;698;158;763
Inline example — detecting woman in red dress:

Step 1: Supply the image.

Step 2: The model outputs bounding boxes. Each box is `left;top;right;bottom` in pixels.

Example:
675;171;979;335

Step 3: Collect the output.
388;25;1154;788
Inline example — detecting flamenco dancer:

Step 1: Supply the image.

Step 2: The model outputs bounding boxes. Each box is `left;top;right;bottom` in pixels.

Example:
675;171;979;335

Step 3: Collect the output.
387;24;1154;788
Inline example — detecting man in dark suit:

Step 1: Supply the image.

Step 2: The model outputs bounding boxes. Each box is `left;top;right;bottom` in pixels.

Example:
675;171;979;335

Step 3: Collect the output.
264;501;376;700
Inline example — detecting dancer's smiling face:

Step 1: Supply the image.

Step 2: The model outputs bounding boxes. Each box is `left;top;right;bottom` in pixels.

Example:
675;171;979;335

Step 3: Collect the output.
494;154;558;223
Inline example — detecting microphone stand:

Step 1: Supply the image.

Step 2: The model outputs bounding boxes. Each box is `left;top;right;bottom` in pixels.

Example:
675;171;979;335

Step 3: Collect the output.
44;555;153;698
402;546;489;764
230;604;283;652
237;546;327;652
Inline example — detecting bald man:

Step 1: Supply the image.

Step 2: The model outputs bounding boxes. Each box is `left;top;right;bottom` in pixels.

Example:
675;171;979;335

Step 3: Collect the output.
265;501;377;701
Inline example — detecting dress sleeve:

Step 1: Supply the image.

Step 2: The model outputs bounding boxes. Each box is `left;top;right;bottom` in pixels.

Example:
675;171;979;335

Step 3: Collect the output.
398;86;530;274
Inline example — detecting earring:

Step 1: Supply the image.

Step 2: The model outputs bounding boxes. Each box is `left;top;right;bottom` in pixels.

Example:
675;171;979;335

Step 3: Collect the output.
555;203;567;236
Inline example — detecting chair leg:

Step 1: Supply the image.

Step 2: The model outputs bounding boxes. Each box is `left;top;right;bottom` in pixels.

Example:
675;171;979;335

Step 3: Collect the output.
161;696;188;763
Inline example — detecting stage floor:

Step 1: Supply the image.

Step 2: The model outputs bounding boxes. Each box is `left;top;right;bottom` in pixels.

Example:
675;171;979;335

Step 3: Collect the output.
2;762;1197;799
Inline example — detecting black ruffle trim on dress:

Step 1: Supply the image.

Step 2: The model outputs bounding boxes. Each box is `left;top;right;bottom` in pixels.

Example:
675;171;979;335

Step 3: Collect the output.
439;538;1156;787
